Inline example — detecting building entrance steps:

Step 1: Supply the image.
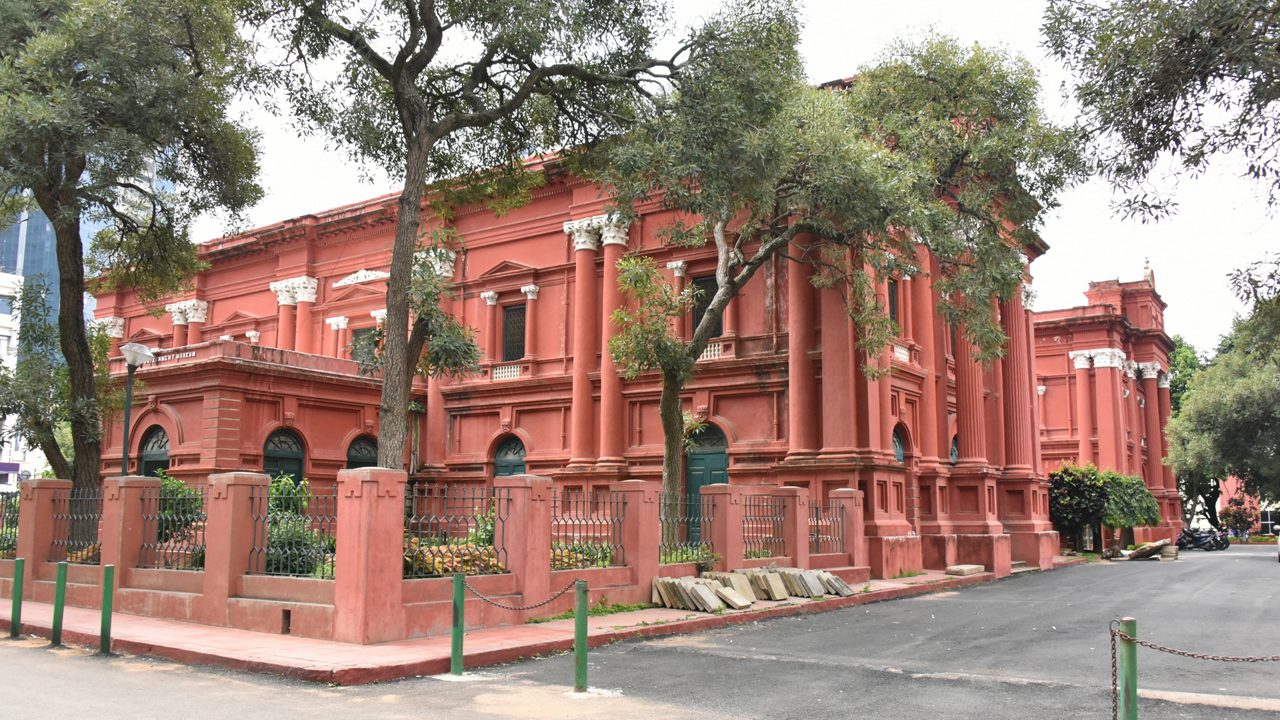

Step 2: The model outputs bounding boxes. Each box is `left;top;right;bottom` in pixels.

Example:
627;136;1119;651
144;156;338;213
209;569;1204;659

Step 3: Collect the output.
0;557;1084;685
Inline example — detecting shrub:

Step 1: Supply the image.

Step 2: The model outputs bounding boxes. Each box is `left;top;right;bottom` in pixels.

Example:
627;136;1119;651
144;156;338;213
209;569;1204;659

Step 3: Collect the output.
268;473;310;516
265;512;331;576
1050;465;1160;547
1101;471;1161;529
154;469;204;543
1219;496;1259;539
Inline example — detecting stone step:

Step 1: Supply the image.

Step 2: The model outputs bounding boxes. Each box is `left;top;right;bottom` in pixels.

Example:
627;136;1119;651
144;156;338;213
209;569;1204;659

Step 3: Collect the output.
1010;560;1027;568
944;564;984;577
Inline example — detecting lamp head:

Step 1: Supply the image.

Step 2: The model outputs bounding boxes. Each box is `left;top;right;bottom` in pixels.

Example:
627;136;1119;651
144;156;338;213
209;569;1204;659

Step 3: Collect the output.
119;342;155;368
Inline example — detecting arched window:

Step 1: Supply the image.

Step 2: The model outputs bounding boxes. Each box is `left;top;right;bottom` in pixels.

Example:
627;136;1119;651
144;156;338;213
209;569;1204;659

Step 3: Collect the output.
140;426;170;478
263;429;305;483
892;427;907;464
346;436;378;469
494;436;526;476
950;436;960;466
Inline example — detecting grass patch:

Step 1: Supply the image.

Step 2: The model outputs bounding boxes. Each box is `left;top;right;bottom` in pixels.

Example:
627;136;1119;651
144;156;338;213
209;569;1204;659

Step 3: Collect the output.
893;569;924;579
527;597;656;624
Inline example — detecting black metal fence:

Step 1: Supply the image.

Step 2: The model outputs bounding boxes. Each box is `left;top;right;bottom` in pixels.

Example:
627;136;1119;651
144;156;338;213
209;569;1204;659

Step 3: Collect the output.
404;483;510;578
742;494;786;559
50;487;104;564
0;490;17;559
138;483;207;570
659;493;714;564
551;490;626;570
808;503;846;555
247;482;337;579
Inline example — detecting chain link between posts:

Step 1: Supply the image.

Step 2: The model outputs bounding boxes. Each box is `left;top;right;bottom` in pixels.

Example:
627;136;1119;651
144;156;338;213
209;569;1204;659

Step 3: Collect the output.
1110;620;1280;720
463;578;580;612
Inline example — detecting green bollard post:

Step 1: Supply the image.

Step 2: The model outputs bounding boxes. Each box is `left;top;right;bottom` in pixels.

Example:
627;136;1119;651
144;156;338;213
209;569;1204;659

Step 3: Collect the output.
574;580;588;693
1119;617;1138;720
450;572;464;675
51;562;68;646
9;557;24;639
99;565;115;655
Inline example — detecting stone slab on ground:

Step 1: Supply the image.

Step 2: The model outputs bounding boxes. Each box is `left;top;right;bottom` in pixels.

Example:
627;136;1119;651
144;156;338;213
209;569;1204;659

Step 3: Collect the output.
714;586;752;610
945;564;985;576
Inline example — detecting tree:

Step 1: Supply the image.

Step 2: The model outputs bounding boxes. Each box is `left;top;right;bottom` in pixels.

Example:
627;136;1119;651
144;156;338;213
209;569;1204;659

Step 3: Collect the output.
1219;494;1259;539
248;0;746;468
1167;310;1280;504
0;0;261;489
598;35;1085;495
1049;464;1159;548
1044;0;1280;219
1166;334;1203;413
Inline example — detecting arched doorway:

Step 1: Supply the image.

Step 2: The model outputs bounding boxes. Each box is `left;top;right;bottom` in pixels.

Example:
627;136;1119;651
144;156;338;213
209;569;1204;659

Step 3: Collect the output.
346;436;378;469
263;429;305;483
494;436;526;476
892;426;907;465
139;426;170;478
685;425;728;544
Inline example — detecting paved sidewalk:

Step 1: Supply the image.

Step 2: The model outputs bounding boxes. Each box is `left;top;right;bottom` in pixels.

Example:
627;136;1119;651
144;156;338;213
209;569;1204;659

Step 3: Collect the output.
0;560;1083;685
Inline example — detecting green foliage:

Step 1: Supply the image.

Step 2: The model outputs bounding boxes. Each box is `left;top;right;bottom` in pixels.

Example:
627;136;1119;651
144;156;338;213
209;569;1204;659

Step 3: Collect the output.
1044;0;1280;218
268;473;310;517
1050;465;1160;538
658;544;719;571
527;598;655;624
0;491;18;558
265;512;332;577
154;469;204;543
1168;309;1280;502
1219;495;1259;538
551;542;615;570
1167;335;1204;414
1101;472;1161;529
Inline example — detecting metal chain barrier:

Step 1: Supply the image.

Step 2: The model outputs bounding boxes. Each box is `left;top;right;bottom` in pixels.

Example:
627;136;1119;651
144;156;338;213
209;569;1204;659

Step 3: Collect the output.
1109;620;1119;720
463;577;580;612
1112;629;1280;664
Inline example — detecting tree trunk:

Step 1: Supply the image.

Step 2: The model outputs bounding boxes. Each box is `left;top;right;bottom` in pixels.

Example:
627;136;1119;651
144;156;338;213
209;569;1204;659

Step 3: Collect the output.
32;186;100;491
659;368;685;498
377;137;433;469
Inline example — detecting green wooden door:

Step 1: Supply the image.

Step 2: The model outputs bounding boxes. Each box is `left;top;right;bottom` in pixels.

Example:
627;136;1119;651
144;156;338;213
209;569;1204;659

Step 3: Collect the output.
494;436;526;476
684;426;728;543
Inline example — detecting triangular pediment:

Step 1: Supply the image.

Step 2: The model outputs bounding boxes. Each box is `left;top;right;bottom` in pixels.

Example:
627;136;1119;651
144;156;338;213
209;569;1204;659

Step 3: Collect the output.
479;260;535;278
127;328;164;342
332;268;390;287
329;283;387;303
219;310;260;325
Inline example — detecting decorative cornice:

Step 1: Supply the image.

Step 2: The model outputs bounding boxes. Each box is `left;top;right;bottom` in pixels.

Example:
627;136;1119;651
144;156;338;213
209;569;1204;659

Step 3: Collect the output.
332;269;389;288
520;284;540;301
666;260;687;278
480;291;499;306
325;316;349;330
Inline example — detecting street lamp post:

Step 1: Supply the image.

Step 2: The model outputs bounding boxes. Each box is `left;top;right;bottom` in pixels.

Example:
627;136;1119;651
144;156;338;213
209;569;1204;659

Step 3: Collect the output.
118;343;155;476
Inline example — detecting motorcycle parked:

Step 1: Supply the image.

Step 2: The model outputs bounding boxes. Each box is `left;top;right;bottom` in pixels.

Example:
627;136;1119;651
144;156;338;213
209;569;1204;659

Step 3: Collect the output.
1177;528;1223;551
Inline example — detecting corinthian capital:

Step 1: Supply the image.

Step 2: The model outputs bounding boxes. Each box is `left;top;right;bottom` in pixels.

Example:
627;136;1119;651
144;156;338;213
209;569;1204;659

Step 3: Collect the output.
1068;350;1093;370
1137;361;1163;379
1092;348;1127;369
600;219;631;247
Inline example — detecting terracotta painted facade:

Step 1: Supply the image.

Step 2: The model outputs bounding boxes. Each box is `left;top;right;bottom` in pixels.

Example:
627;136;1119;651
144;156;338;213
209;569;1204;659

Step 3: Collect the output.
1032;272;1182;542
89;174;1176;581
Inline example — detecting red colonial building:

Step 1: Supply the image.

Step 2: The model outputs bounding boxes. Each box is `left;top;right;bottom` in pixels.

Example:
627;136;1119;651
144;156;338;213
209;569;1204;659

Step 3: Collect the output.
1032;269;1182;543
89;173;1179;584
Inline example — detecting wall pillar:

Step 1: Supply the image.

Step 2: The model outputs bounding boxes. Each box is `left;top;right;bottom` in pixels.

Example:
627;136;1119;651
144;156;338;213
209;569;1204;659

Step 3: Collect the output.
598;222;630;466
424;376;447;470
909;252;940;461
828;487;867;569
325;316;348;357
15;478;72;593
1125;362;1141;474
1157;373;1180;529
521;284;540;364
185;300;208;345
270;282;297;351
666;261;687;339
165;303;189;347
702;483;745;571
1070;351;1095;464
196;472;268;626
333;467;407;644
786;247;819;459
1139;364;1164;492
818;283;856;457
1000;292;1036;471
480;291;499;363
100;475;160;578
294;278;318;354
494;474;553;613
777;486;810;569
611;479;660;595
565;220;601;466
1093;349;1127;470
954;333;987;464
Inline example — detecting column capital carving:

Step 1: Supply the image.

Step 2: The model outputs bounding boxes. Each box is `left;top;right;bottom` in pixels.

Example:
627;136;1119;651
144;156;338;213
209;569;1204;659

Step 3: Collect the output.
370;309;387;324
164;302;189;325
1123;360;1138;378
245;330;261;343
480;291;499;306
600;220;630;247
520;284;540;301
564;214;613;252
184;300;209;323
666;260;687;278
1137;361;1163;379
1092;348;1127;369
269;276;317;305
1158;372;1171;389
417;248;457;279
94;316;125;338
325;316;349;330
1068;350;1093;370
1037;385;1047;396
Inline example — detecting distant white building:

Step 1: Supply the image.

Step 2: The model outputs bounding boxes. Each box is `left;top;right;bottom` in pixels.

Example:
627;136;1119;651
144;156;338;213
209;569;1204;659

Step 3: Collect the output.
0;272;50;487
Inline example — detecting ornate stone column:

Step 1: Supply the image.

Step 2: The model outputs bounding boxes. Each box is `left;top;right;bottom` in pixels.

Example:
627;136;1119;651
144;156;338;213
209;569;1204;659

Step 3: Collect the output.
954;333;987;464
786;244;819;459
667;261;687;338
480;291;499;363
185;300;209;345
293;277;318;354
1139;363;1164;492
1157;372;1177;493
1092;348;1127;470
1125;361;1142;474
1000;291;1035;471
565;218;601;466
325;316;349;357
165;302;189;347
268;280;297;351
1070;351;1095;464
598;220;630;467
818;279;856;458
520;284;540;362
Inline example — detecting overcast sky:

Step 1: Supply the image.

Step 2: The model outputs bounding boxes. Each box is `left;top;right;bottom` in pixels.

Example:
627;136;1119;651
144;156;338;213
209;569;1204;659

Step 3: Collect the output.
193;1;1275;354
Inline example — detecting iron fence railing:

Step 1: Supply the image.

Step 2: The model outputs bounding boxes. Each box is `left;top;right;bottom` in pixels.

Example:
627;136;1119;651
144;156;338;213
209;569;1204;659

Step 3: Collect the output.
742;494;786;559
0;490;18;559
404;483;510;578
50;487;103;564
247;482;337;579
808;503;846;555
659;493;714;564
551;490;626;570
138;483;207;570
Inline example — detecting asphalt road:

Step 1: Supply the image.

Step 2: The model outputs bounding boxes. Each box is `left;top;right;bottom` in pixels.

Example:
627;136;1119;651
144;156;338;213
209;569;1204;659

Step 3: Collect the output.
2;545;1277;719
